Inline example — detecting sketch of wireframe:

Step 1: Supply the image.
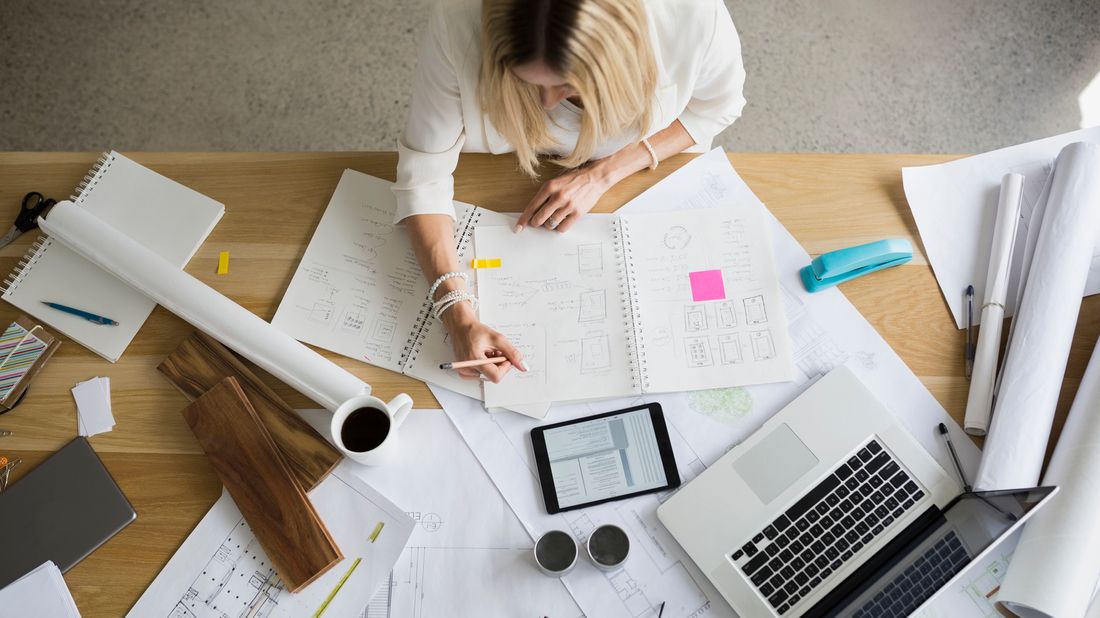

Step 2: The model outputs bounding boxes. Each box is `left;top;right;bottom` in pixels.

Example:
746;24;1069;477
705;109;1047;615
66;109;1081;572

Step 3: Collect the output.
716;301;738;329
751;330;776;361
685;337;712;368
662;225;691;250
496;279;540;307
578;289;607;322
372;319;397;343
340;307;366;334
580;335;612;373
718;334;743;365
744;294;768;324
683;305;708;332
169;520;286;618
577;243;604;275
309;301;335;324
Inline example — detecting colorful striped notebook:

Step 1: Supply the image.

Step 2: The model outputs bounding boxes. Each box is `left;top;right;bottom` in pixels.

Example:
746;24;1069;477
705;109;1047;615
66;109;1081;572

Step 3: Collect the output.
0;317;60;411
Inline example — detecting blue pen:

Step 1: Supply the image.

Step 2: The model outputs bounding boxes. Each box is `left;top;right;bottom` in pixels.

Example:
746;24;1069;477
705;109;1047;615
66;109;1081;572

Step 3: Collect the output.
40;302;119;326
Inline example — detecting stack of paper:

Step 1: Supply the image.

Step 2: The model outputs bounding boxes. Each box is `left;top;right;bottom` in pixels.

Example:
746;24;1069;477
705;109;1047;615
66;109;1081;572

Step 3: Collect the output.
0;561;81;617
71;377;113;437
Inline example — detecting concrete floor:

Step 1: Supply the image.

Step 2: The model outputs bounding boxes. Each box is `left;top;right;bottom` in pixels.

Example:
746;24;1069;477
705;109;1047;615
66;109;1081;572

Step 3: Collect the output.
2;0;1098;153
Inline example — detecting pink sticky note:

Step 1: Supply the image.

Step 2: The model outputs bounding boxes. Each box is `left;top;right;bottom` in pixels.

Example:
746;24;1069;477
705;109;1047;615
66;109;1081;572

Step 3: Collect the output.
689;269;726;302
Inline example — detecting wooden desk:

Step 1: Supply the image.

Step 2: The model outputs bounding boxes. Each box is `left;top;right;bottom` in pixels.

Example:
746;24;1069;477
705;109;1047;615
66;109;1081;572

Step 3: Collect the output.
0;152;1095;615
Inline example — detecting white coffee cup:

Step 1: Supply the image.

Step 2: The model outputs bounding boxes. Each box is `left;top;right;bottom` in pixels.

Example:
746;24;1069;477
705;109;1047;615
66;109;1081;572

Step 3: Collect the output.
330;387;413;466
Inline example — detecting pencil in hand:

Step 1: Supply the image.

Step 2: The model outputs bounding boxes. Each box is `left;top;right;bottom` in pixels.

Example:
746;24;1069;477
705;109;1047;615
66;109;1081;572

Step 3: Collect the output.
439;356;509;371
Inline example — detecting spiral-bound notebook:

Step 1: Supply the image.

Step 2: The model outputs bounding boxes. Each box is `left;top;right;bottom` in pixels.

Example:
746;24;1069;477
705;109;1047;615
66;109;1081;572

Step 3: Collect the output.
271;170;551;418
1;152;224;362
475;206;796;408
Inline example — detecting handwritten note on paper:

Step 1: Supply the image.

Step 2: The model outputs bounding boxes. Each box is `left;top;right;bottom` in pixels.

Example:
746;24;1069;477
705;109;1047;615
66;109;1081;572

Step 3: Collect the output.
689;269;726;301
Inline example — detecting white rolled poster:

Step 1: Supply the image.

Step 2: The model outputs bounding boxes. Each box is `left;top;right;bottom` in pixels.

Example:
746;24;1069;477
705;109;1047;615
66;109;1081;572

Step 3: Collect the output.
974;141;1100;490
39;201;374;412
997;335;1100;618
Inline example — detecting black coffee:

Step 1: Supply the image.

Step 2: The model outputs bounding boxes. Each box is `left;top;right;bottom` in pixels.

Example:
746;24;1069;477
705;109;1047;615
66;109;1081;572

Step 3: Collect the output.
340;407;390;452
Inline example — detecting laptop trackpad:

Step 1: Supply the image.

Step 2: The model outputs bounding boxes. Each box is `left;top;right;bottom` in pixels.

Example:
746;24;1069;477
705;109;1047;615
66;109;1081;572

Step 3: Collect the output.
733;423;819;504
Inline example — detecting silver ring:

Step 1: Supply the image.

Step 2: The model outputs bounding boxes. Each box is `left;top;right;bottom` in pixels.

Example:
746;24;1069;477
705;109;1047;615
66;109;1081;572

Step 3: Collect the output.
548;218;560;229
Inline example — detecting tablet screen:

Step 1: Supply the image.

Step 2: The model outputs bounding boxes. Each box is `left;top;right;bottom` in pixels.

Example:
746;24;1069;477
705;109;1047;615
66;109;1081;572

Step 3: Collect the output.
542;407;670;509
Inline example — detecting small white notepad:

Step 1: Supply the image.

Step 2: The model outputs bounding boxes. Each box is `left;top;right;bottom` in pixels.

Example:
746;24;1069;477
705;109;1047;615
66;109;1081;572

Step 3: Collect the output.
0;561;81;618
72;377;114;437
1;152;224;361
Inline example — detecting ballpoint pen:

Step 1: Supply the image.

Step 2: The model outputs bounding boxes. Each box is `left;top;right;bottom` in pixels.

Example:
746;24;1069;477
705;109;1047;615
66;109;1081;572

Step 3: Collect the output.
965;285;974;378
938;423;971;492
40;301;119;326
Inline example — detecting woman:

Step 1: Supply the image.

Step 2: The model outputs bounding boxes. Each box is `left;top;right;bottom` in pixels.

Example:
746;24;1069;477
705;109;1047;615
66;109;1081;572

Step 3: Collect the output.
394;0;745;383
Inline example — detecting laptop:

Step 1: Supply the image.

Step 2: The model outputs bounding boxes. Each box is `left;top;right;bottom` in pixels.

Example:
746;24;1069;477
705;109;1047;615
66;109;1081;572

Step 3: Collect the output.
657;366;1055;617
0;437;136;588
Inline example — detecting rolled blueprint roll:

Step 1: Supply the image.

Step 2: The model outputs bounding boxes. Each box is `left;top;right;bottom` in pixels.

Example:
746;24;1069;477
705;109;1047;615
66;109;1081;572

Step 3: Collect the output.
963;173;1022;436
39;201;371;411
997;336;1100;618
974;141;1100;490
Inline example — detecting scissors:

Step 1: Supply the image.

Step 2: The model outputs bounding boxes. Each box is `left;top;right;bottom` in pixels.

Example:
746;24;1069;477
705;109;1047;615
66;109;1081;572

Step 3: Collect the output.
0;192;56;249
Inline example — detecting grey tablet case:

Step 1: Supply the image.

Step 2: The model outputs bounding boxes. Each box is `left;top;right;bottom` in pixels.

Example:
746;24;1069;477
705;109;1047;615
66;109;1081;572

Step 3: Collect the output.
0;437;136;588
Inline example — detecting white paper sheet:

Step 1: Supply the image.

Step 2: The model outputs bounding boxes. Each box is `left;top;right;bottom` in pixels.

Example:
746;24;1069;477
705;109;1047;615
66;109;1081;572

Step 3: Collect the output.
296;409;583;618
902;126;1100;329
127;461;414;618
72;377;114;437
974;142;1100;491
995;335;1100;618
437;150;982;618
0;561;81;618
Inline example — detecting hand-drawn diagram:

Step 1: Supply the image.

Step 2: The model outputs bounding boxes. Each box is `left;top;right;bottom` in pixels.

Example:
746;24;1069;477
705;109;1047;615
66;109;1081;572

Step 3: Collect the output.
495;278;540;308
578;289;608;322
578;243;604;275
169;520;286;618
716;301;738;329
685;337;713;367
684;305;708;332
341;307;367;334
372;319;397;343
309;301;335;324
743;295;768;324
581;335;612;373
718;334;742;365
663;225;692;250
750;330;775;361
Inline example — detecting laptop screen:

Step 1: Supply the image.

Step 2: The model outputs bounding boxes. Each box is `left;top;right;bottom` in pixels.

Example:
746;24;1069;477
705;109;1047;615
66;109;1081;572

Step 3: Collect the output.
812;487;1054;617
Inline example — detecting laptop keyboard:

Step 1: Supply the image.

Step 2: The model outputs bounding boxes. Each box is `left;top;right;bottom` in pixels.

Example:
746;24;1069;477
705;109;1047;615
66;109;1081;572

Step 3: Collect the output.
730;439;926;615
852;529;970;617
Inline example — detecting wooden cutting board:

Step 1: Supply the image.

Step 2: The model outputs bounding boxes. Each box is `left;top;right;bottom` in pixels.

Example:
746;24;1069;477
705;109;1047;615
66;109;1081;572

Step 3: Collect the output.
157;331;340;491
179;377;342;591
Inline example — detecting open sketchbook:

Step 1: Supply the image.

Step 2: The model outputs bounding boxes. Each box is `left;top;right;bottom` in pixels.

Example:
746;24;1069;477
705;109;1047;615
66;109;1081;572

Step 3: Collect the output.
271;170;550;418
476;203;795;408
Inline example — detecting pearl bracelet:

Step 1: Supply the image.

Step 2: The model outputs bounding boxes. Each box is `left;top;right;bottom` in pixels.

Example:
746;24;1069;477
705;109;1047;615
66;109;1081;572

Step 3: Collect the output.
641;138;659;170
432;290;479;320
427;271;469;301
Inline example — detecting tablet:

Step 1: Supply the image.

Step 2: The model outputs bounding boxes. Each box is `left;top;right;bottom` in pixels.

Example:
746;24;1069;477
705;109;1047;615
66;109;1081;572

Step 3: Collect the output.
531;403;680;514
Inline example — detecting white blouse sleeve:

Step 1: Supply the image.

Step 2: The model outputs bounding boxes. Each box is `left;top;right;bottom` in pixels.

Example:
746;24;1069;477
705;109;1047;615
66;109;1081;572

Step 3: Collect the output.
392;2;467;222
677;0;747;146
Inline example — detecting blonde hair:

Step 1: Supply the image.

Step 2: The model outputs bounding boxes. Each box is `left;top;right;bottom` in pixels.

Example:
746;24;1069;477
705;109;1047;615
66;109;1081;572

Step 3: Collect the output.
479;0;658;176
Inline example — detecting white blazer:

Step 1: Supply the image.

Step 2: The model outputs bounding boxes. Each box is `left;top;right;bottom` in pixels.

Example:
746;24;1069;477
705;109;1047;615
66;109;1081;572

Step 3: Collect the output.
392;0;747;221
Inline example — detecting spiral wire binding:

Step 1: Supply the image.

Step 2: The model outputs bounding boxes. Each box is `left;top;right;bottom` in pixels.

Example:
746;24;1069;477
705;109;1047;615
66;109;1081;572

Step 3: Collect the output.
399;207;485;371
614;217;649;391
2;152;115;296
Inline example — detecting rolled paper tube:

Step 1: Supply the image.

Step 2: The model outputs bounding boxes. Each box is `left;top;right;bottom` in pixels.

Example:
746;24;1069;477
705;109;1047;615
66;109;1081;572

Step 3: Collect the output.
39;201;373;411
963;173;1022;436
998;336;1100;617
974;142;1100;490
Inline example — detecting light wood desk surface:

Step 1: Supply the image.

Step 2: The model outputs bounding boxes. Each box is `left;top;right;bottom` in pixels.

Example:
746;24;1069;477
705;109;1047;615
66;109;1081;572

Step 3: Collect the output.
0;151;1096;616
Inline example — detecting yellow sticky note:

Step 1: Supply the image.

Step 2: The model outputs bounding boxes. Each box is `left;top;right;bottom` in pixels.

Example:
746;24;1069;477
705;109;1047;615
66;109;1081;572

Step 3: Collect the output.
471;258;501;269
217;251;230;275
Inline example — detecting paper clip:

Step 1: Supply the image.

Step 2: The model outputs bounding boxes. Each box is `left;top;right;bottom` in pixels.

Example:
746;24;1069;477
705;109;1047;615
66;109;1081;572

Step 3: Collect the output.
471;258;501;269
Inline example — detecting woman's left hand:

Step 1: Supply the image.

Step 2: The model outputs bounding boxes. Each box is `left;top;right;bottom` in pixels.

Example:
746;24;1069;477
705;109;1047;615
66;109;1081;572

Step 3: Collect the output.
516;165;611;234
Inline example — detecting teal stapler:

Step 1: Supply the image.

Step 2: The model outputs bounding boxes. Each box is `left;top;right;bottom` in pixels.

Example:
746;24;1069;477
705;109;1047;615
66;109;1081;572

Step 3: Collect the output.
800;239;913;292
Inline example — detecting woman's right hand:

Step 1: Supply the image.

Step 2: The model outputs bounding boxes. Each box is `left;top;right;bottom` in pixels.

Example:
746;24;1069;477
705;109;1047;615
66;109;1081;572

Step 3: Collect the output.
444;308;526;383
